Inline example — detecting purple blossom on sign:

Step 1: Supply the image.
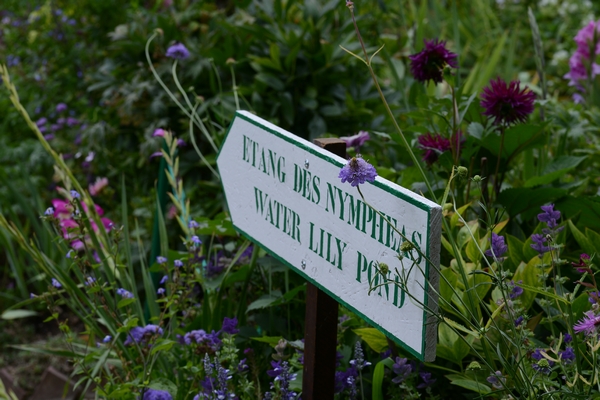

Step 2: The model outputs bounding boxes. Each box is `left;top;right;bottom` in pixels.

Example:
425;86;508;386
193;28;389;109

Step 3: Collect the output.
484;233;508;259
531;234;551;257
221;317;240;335
409;39;458;84
574;310;600;336
141;388;173;400
417;133;451;166
538;204;561;229
166;43;190;60
339;156;377;187
480;78;536;126
340;131;370;153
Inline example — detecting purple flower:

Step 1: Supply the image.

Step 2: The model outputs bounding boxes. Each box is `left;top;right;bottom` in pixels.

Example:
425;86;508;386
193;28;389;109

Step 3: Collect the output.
417;133;454;166
51;278;62;288
514;315;524;327
417;371;436;389
265;360;297;399
188;220;199;229
70;190;81;199
486;371;505;389
538;204;560;229
588;291;600;304
480;78;536;126
116;288;134;299
141;388;173;400
560;347;576;364
572;253;591;273
564;20;600;101
150;151;163;159
183;329;222;350
531;348;554;373
153;128;166;137
409;39;458;84
340;131;370;152
102;335;111;343
564;333;573;344
484;233;508;259
334;367;358;394
221;316;239;335
156;256;168;264
191;235;202;246
574;310;600;336
36;117;48;127
166;43;190;60
159;275;168;285
174;259;184;268
44;207;54;216
124;324;163;346
392;357;412;384
157;288;165;295
349;342;371;371
43;134;55;141
56;103;68;113
339;156;377;187
509;281;523;299
531;234;550;257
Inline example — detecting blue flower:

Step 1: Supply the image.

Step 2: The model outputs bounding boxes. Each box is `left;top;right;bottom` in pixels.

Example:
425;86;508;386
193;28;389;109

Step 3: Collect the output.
221;316;240;335
116;288;134;299
51;278;62;288
44;207;54;216
538;204;561;229
141;388;172;400
559;347;576;364
166;43;190;60
174;260;184;268
157;288;165;295
156;256;168;264
159;275;168;285
392;357;412;384
191;235;202;246
70;190;80;199
417;371;436;389
102;335;112;343
531;234;550;257
486;371;505;389
188;220;199;229
339;156;377;187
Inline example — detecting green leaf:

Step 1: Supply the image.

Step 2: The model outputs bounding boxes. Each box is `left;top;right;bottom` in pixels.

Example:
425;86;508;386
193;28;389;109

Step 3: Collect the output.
255;72;285;91
506;235;525;270
436;323;470;365
353;328;388;353
513;255;551;310
446;374;492;394
1;309;38;319
524;156;586;187
568;221;595;257
481;124;546;159
150;339;176;355
250;336;282;346
246;293;282;312
117;298;136;309
572;292;591;323
372;360;389;400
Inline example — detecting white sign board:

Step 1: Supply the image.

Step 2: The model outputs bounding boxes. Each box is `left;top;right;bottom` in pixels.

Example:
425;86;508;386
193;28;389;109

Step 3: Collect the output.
217;111;442;361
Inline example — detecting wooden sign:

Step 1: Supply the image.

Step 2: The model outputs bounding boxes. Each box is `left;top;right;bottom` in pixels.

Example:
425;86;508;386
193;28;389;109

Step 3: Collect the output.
217;111;442;361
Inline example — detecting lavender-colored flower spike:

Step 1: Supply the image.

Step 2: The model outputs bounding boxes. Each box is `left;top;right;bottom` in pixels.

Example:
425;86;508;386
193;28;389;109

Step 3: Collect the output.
339;156;377;187
538;204;560;229
166;43;190;60
409;39;458;84
484;233;508;259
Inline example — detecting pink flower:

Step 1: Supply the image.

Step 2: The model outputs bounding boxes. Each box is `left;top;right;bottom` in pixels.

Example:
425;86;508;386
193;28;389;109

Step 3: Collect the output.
89;177;109;196
153;128;166;137
574;310;600;336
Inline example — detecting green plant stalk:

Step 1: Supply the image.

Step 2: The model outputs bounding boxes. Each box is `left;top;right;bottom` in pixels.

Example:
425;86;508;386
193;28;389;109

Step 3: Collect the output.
188;100;221;180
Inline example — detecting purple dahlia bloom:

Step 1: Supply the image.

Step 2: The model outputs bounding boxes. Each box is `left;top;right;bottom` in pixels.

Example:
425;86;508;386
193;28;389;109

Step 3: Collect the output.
339;156;377;187
166;43;190;60
480;78;536;126
417;133;451;165
409;39;458;84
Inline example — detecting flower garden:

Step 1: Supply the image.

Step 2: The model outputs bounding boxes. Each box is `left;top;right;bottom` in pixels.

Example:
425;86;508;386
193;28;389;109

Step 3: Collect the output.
2;0;600;399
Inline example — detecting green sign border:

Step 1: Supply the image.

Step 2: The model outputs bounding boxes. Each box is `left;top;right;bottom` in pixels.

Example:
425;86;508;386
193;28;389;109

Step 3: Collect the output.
217;110;439;361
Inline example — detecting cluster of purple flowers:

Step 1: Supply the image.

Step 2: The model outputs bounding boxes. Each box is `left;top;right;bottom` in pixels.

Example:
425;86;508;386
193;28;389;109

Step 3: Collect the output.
116;288;134;299
124;324;163;346
197;246;253;279
484;232;508;259
564;20;600;103
35;103;83;141
531;348;554;374
194;355;235;400
141;388;172;400
264;360;298;400
340;130;370;153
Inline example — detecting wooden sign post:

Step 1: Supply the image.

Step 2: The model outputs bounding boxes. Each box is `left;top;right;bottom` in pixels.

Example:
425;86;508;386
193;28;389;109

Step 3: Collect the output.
217;111;442;395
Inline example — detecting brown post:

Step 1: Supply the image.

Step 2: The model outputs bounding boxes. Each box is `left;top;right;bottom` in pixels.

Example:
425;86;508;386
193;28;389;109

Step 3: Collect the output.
302;138;346;400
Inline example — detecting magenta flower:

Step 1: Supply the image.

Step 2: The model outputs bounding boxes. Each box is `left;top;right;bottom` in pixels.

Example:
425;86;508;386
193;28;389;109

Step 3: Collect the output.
574;310;600;336
339;156;377;187
480;78;536;126
564;20;600;102
166;43;190;60
340;131;370;152
417;133;451;165
409;39;458;84
153;128;166;137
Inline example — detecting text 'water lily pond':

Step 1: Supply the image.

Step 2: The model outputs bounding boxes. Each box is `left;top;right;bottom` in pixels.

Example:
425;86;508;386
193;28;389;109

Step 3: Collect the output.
217;111;442;361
